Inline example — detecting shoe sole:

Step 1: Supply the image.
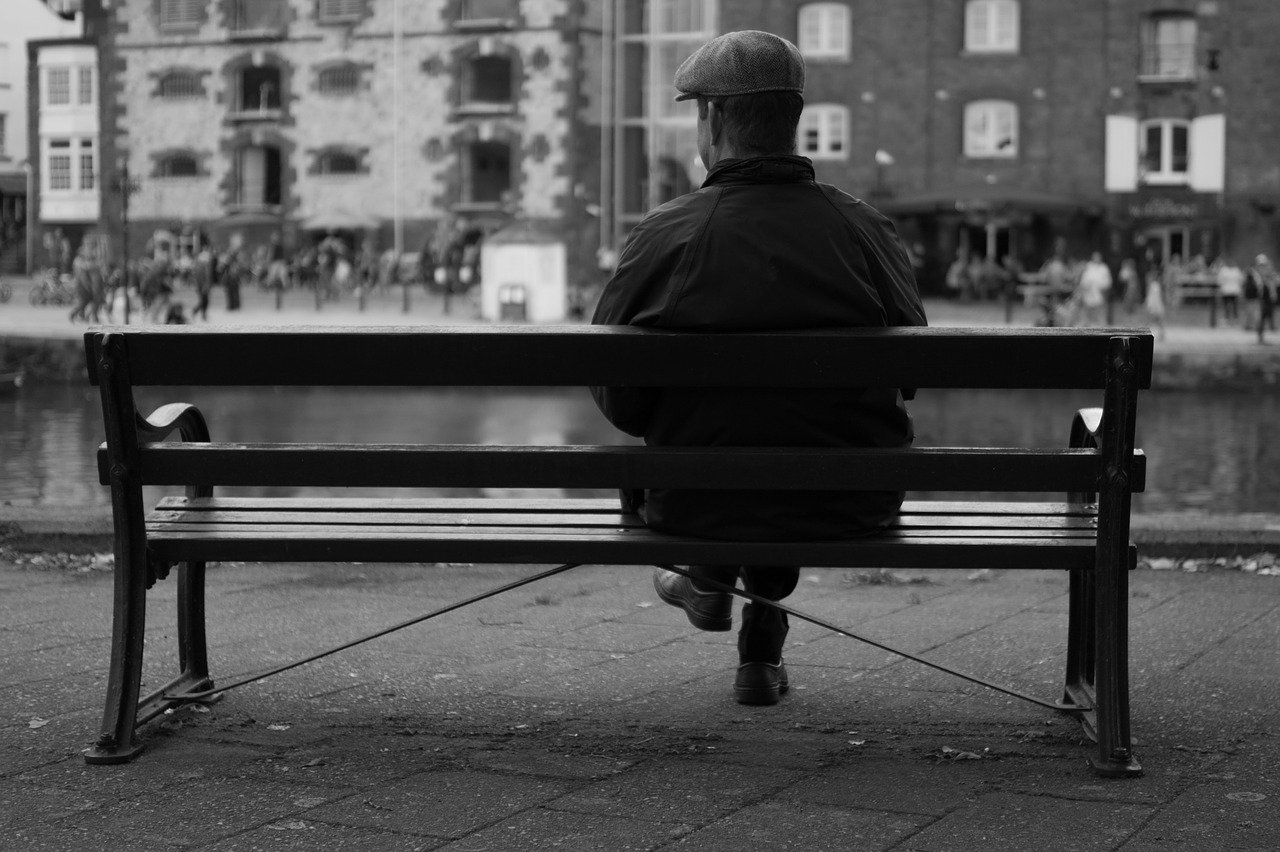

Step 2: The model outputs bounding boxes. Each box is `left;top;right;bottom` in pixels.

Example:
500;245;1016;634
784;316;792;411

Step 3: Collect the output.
734;670;789;706
654;575;732;632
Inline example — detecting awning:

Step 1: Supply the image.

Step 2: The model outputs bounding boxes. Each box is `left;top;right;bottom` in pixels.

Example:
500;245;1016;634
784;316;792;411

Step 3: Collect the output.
0;172;27;195
299;209;380;231
876;185;1101;217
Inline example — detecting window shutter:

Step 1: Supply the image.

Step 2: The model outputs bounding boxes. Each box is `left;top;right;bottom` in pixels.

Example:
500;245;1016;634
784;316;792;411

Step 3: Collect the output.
1188;113;1225;192
1104;115;1139;192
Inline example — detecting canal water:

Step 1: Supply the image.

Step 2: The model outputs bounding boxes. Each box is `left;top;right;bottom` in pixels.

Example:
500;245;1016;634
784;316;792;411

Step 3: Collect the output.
2;384;1275;513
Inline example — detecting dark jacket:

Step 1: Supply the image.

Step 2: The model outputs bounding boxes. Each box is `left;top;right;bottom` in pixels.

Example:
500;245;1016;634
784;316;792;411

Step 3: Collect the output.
591;155;927;541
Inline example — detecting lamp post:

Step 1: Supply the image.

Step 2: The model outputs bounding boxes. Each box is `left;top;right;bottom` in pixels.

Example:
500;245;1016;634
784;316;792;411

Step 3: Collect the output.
113;158;141;324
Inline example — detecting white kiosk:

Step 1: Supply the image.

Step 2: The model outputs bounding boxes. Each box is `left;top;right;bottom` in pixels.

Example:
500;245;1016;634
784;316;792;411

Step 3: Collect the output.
478;222;567;323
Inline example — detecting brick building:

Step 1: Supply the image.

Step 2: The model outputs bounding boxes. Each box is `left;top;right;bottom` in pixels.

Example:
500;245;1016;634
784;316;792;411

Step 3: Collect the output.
55;0;604;280
606;0;1280;292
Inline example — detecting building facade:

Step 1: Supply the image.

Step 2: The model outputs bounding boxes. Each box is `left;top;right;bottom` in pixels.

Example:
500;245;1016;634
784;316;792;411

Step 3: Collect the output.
0;0;81;272
605;0;1280;291
68;0;603;280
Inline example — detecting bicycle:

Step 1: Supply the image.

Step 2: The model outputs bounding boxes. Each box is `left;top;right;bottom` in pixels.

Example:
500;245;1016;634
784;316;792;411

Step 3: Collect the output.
28;269;75;307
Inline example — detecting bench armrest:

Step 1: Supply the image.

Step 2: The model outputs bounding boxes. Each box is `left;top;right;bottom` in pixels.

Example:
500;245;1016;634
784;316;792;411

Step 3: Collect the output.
137;403;212;444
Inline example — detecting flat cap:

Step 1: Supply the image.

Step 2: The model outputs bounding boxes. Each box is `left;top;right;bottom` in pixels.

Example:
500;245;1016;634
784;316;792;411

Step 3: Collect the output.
673;30;805;102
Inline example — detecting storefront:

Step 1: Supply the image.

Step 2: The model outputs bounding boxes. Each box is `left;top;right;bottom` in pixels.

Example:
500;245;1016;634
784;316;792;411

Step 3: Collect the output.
1109;190;1222;267
877;185;1104;294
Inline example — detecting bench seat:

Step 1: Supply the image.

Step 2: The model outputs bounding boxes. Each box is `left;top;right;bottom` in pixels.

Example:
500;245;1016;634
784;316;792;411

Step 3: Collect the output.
147;496;1113;572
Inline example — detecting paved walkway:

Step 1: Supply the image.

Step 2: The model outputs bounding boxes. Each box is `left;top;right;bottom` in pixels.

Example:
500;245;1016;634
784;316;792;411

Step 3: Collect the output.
1;555;1277;850
0;272;1272;355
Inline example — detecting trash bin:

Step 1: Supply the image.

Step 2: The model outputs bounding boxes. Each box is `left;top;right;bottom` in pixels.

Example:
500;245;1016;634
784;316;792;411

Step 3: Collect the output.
498;283;527;321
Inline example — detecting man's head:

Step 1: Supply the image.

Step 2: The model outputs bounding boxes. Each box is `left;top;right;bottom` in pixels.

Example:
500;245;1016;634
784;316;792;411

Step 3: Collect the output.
673;30;806;167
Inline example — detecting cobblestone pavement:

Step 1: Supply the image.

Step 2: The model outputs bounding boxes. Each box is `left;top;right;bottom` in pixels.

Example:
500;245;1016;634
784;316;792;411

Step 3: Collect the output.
2;556;1276;850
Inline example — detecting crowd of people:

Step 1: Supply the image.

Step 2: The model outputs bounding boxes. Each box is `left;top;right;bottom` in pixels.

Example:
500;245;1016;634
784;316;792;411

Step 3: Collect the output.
942;244;1280;342
56;225;489;326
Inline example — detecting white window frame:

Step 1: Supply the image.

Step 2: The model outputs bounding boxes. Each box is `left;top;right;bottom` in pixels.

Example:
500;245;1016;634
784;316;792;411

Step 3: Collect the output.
79;140;96;191
799;104;849;160
46;139;74;192
963;99;1019;158
797;3;850;61
46;66;71;107
77;65;95;106
1140;118;1190;185
964;0;1020;54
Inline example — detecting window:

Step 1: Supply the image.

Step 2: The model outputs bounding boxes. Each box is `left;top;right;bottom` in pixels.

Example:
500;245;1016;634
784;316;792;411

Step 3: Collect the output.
1140;119;1189;184
317;149;360;175
158;71;202;99
78;66;94;105
464;141;511;204
48;140;72;190
965;0;1020;53
318;0;363;24
1141;13;1197;79
463;55;513;104
229;0;286;33
236;65;282;113
797;3;850;60
799;104;848;160
318;63;360;95
79;140;96;191
47;67;71;106
159;0;204;30
963;100;1018;158
458;0;516;20
159;153;199;177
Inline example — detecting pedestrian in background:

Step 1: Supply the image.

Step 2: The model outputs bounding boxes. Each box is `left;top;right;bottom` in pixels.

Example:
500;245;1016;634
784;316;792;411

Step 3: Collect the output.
1074;251;1113;326
1250;254;1278;344
1119;258;1142;315
1214;256;1244;324
1144;267;1166;341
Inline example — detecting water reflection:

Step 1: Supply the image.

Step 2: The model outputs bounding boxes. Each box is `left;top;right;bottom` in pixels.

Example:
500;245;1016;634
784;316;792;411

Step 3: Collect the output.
2;384;1273;513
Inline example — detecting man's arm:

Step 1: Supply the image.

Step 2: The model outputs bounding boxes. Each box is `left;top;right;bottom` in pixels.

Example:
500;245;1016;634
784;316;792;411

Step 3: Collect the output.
588;215;688;438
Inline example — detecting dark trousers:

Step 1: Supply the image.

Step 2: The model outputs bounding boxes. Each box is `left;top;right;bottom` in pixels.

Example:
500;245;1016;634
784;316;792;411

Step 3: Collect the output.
688;565;800;664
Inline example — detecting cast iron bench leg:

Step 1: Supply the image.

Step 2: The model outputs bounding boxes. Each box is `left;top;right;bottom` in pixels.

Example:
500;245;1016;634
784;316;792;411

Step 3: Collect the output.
83;545;149;764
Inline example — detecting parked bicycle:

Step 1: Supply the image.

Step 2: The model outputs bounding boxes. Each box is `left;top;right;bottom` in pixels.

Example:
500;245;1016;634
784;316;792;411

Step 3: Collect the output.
28;269;75;307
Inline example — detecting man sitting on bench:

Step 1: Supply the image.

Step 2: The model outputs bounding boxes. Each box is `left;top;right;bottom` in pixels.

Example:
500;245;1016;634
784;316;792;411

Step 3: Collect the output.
591;31;928;706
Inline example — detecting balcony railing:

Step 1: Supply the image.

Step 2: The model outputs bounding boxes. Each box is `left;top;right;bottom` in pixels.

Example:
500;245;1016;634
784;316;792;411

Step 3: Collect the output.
1139;43;1197;81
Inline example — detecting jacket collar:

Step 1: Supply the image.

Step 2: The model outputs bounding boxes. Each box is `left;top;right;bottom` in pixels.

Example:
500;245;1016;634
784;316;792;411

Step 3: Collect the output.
702;155;816;188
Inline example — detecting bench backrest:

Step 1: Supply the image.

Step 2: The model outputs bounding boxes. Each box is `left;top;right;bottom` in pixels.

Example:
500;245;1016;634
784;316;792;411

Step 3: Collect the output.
85;326;1152;496
86;325;1152;389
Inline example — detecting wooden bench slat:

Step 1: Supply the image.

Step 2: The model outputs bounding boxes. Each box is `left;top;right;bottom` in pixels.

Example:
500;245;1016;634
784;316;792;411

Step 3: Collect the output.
147;530;1102;571
124;444;1142;493
95;326;1154;390
154;495;1102;518
149;508;1098;531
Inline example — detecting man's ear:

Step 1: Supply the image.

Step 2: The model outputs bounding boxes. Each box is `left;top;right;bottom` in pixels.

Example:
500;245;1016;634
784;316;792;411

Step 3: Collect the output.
706;100;724;145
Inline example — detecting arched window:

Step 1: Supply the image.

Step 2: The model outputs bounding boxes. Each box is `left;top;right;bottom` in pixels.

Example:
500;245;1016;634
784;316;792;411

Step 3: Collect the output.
157;71;202;99
797;3;850;60
963;100;1018;158
799;104;849;160
964;0;1020;54
158;153;199;178
318;63;360;95
317;149;361;175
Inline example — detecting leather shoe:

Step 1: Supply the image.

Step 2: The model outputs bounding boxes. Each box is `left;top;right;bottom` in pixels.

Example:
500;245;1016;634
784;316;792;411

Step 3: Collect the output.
653;568;732;632
734;660;789;706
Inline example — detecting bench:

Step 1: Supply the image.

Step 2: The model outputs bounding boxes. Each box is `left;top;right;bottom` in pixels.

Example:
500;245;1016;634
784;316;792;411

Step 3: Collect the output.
83;325;1153;776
